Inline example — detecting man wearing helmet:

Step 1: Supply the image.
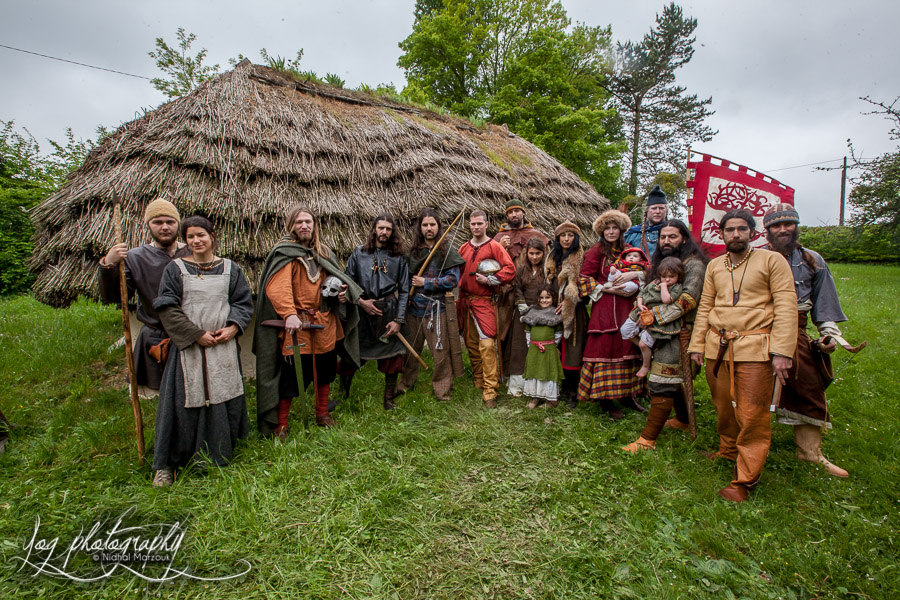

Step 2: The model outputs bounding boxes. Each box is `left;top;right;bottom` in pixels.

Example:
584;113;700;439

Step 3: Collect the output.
459;210;516;407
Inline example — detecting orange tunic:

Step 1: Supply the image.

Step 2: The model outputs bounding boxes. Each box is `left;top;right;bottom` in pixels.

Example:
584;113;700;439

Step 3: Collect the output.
265;259;343;356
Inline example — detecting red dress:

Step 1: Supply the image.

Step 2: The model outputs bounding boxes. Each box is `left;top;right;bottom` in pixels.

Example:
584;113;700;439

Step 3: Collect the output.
577;244;644;401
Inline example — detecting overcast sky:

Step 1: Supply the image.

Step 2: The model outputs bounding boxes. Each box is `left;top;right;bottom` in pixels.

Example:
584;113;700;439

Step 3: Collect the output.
2;0;898;225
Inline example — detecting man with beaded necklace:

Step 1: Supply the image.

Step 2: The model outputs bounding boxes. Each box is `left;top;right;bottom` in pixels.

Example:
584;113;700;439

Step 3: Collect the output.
689;208;797;503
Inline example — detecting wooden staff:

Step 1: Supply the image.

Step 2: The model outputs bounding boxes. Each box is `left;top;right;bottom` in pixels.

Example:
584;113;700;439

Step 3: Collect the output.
113;201;146;465
409;208;465;295
396;332;429;370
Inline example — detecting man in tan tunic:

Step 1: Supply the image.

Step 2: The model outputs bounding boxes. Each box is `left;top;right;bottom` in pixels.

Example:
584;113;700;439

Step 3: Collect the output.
689;209;797;503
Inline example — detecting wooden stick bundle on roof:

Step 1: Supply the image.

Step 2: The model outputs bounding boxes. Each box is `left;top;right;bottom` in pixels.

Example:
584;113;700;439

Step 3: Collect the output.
29;62;609;308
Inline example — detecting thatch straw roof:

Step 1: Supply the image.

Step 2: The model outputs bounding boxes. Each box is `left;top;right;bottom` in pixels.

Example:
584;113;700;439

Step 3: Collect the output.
30;61;609;307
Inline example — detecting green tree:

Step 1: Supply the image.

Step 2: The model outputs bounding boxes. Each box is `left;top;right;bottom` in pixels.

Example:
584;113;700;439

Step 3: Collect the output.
149;28;220;98
847;95;900;242
0;122;100;295
398;0;624;196
604;2;715;195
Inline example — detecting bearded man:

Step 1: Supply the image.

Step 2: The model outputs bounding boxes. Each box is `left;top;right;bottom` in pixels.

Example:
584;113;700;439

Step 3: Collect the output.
99;199;190;395
341;213;411;410
398;208;465;401
765;204;849;477
460;210;516;407
622;219;708;452
254;206;362;435
493;198;549;380
624;185;669;256
689;209;797;502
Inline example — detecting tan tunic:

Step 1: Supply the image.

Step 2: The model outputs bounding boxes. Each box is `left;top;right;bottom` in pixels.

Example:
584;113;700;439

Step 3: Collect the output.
265;259;343;356
689;248;797;361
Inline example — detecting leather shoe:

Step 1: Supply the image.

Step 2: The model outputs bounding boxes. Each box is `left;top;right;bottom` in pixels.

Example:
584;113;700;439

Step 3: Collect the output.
717;484;748;503
315;414;335;427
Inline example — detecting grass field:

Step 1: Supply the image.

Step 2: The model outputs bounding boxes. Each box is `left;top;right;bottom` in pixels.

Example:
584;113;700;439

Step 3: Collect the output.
0;263;897;599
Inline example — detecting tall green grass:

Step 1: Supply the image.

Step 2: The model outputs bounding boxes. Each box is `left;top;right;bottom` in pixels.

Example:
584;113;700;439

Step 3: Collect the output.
0;264;897;599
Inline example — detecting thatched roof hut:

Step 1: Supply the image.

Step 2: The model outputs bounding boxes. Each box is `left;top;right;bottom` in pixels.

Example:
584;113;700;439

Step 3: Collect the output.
30;61;609;307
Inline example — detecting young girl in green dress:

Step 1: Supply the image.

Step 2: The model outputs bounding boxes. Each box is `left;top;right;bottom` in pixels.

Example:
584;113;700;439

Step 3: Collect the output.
522;286;564;409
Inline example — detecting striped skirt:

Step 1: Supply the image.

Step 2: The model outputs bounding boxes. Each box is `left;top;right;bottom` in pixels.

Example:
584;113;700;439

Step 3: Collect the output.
578;360;644;402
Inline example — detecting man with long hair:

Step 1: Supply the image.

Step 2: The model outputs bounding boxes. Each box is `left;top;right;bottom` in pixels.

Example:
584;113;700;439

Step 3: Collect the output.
689;209;797;502
341;213;412;409
623;219;709;452
460;210;516;407
765;204;849;478
99;199;190;396
398;208;465;400
625;185;669;256
254;206;362;436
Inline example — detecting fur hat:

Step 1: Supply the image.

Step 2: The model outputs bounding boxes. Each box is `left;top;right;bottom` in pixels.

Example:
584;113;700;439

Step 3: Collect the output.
554;221;583;238
763;203;800;228
646;184;667;206
143;199;181;224
592;209;632;238
505;198;526;213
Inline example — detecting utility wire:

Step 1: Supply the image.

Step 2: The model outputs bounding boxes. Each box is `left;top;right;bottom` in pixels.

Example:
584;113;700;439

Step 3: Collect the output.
764;158;845;173
0;43;152;80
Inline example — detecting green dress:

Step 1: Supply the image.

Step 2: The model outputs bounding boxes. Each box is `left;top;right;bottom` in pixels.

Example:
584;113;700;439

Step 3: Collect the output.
521;307;564;400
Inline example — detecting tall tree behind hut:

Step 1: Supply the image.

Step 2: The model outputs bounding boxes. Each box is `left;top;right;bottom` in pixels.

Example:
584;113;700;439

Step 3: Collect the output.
398;0;625;198
604;2;716;196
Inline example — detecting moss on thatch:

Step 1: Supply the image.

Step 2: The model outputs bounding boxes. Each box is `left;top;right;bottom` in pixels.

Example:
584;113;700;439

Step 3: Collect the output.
30;62;609;307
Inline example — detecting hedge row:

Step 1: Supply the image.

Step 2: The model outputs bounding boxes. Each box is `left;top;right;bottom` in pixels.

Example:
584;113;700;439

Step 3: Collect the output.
799;225;900;263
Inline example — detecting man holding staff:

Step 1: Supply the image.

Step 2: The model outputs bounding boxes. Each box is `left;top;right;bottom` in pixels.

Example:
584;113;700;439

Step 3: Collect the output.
397;208;465;401
765;204;851;478
99;199;189;396
689;209;797;502
254;206;361;435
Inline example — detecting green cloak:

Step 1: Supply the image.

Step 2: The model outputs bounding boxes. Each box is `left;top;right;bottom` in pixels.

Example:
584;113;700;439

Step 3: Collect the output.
253;239;363;435
407;243;465;275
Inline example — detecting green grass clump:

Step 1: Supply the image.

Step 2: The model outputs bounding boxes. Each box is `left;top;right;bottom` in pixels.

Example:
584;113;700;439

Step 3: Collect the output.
0;264;898;598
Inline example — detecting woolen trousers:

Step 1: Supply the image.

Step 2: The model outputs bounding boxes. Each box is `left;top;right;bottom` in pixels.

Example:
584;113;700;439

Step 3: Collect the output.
465;311;499;402
706;359;774;488
399;312;453;400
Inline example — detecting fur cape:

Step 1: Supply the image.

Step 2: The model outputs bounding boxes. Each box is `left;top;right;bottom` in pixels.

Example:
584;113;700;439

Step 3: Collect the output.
520;306;563;327
545;244;584;340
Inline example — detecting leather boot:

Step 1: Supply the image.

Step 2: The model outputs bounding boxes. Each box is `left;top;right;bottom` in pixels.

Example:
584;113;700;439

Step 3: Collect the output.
601;400;624;420
383;374;398;410
315;384;335;427
340;373;354;399
717;483;749;502
622;436;655;453
794;424;848;478
640;395;674;442
274;398;292;440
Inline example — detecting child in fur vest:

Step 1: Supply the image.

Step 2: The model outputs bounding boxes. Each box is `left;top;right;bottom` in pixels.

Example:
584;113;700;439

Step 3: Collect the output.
522;286;564;409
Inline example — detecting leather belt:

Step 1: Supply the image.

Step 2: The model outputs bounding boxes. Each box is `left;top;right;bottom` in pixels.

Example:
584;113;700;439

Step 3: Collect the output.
712;327;771;397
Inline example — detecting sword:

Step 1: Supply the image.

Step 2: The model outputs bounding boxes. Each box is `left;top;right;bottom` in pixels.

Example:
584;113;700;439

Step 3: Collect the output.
260;319;325;433
679;327;698;440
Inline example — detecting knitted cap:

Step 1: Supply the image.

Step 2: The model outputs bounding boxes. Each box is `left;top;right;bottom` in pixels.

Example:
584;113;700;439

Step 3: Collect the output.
505;198;526;213
763;203;800;228
646;185;667;206
143;199;181;224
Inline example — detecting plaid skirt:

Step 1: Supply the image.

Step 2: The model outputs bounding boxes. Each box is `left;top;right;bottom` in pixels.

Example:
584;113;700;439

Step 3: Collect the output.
578;360;645;402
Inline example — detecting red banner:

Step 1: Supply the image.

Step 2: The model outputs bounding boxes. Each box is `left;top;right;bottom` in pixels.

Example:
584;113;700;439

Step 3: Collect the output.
686;151;794;257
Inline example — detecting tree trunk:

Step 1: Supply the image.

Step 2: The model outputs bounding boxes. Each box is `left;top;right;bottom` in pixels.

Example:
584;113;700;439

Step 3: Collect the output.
629;107;642;196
